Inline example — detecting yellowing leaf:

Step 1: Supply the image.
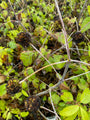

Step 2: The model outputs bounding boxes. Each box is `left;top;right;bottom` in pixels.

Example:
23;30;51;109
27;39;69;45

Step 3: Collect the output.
61;92;73;102
48;93;61;105
11;108;20;114
0;84;6;96
80;88;90;104
0;1;7;9
0;100;6;111
64;112;77;120
80;106;89;120
22;90;29;97
81;17;90;32
60;105;79;116
87;5;90;15
20;112;29;117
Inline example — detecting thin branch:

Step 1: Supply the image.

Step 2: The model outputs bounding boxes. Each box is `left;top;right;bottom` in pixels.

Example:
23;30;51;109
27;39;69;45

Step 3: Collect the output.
30;43;64;81
38;110;47;120
40;106;55;114
49;88;61;120
37;66;90;97
43;28;57;40
8;0;16;17
64;71;90;84
55;0;71;60
19;60;68;84
20;58;90;96
36;62;69;96
78;0;88;24
71;59;90;66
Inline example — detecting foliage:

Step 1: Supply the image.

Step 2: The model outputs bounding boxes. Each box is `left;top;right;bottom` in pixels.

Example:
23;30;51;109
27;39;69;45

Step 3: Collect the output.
0;0;90;120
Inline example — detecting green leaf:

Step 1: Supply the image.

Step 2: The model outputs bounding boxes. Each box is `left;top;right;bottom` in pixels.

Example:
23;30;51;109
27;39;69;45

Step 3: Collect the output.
11;108;20;114
22;90;29;97
2;108;9;119
61;92;73;102
40;82;46;90
0;1;7;9
48;93;61;105
6;112;12;120
20;51;33;66
21;81;28;89
7;30;19;40
87;5;90;15
82;65;90;83
64;112;77;120
2;10;8;18
78;78;89;90
81;17;90;32
14;92;22;99
20;112;29;117
32;78;39;88
80;106;89;120
43;57;53;72
53;55;65;69
60;105;79;116
0;100;6;111
80;88;90;104
24;67;35;81
55;32;72;48
8;41;17;49
88;45;90;56
0;84;6;96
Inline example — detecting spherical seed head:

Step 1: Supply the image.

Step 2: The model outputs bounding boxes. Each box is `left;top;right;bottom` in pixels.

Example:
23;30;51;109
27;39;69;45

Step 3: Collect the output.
6;79;21;95
15;32;31;47
24;96;40;112
72;32;84;44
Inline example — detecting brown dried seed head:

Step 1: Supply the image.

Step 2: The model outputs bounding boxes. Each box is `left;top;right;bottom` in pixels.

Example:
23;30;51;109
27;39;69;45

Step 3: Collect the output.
72;32;84;44
15;32;31;47
6;79;21;95
24;96;41;112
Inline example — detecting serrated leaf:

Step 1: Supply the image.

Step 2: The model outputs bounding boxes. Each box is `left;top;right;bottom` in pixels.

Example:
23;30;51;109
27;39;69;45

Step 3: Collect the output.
20;51;33;66
22;90;28;97
61;92;73;102
80;106;89;120
60;105;79;116
80;88;90;104
81;17;90;32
